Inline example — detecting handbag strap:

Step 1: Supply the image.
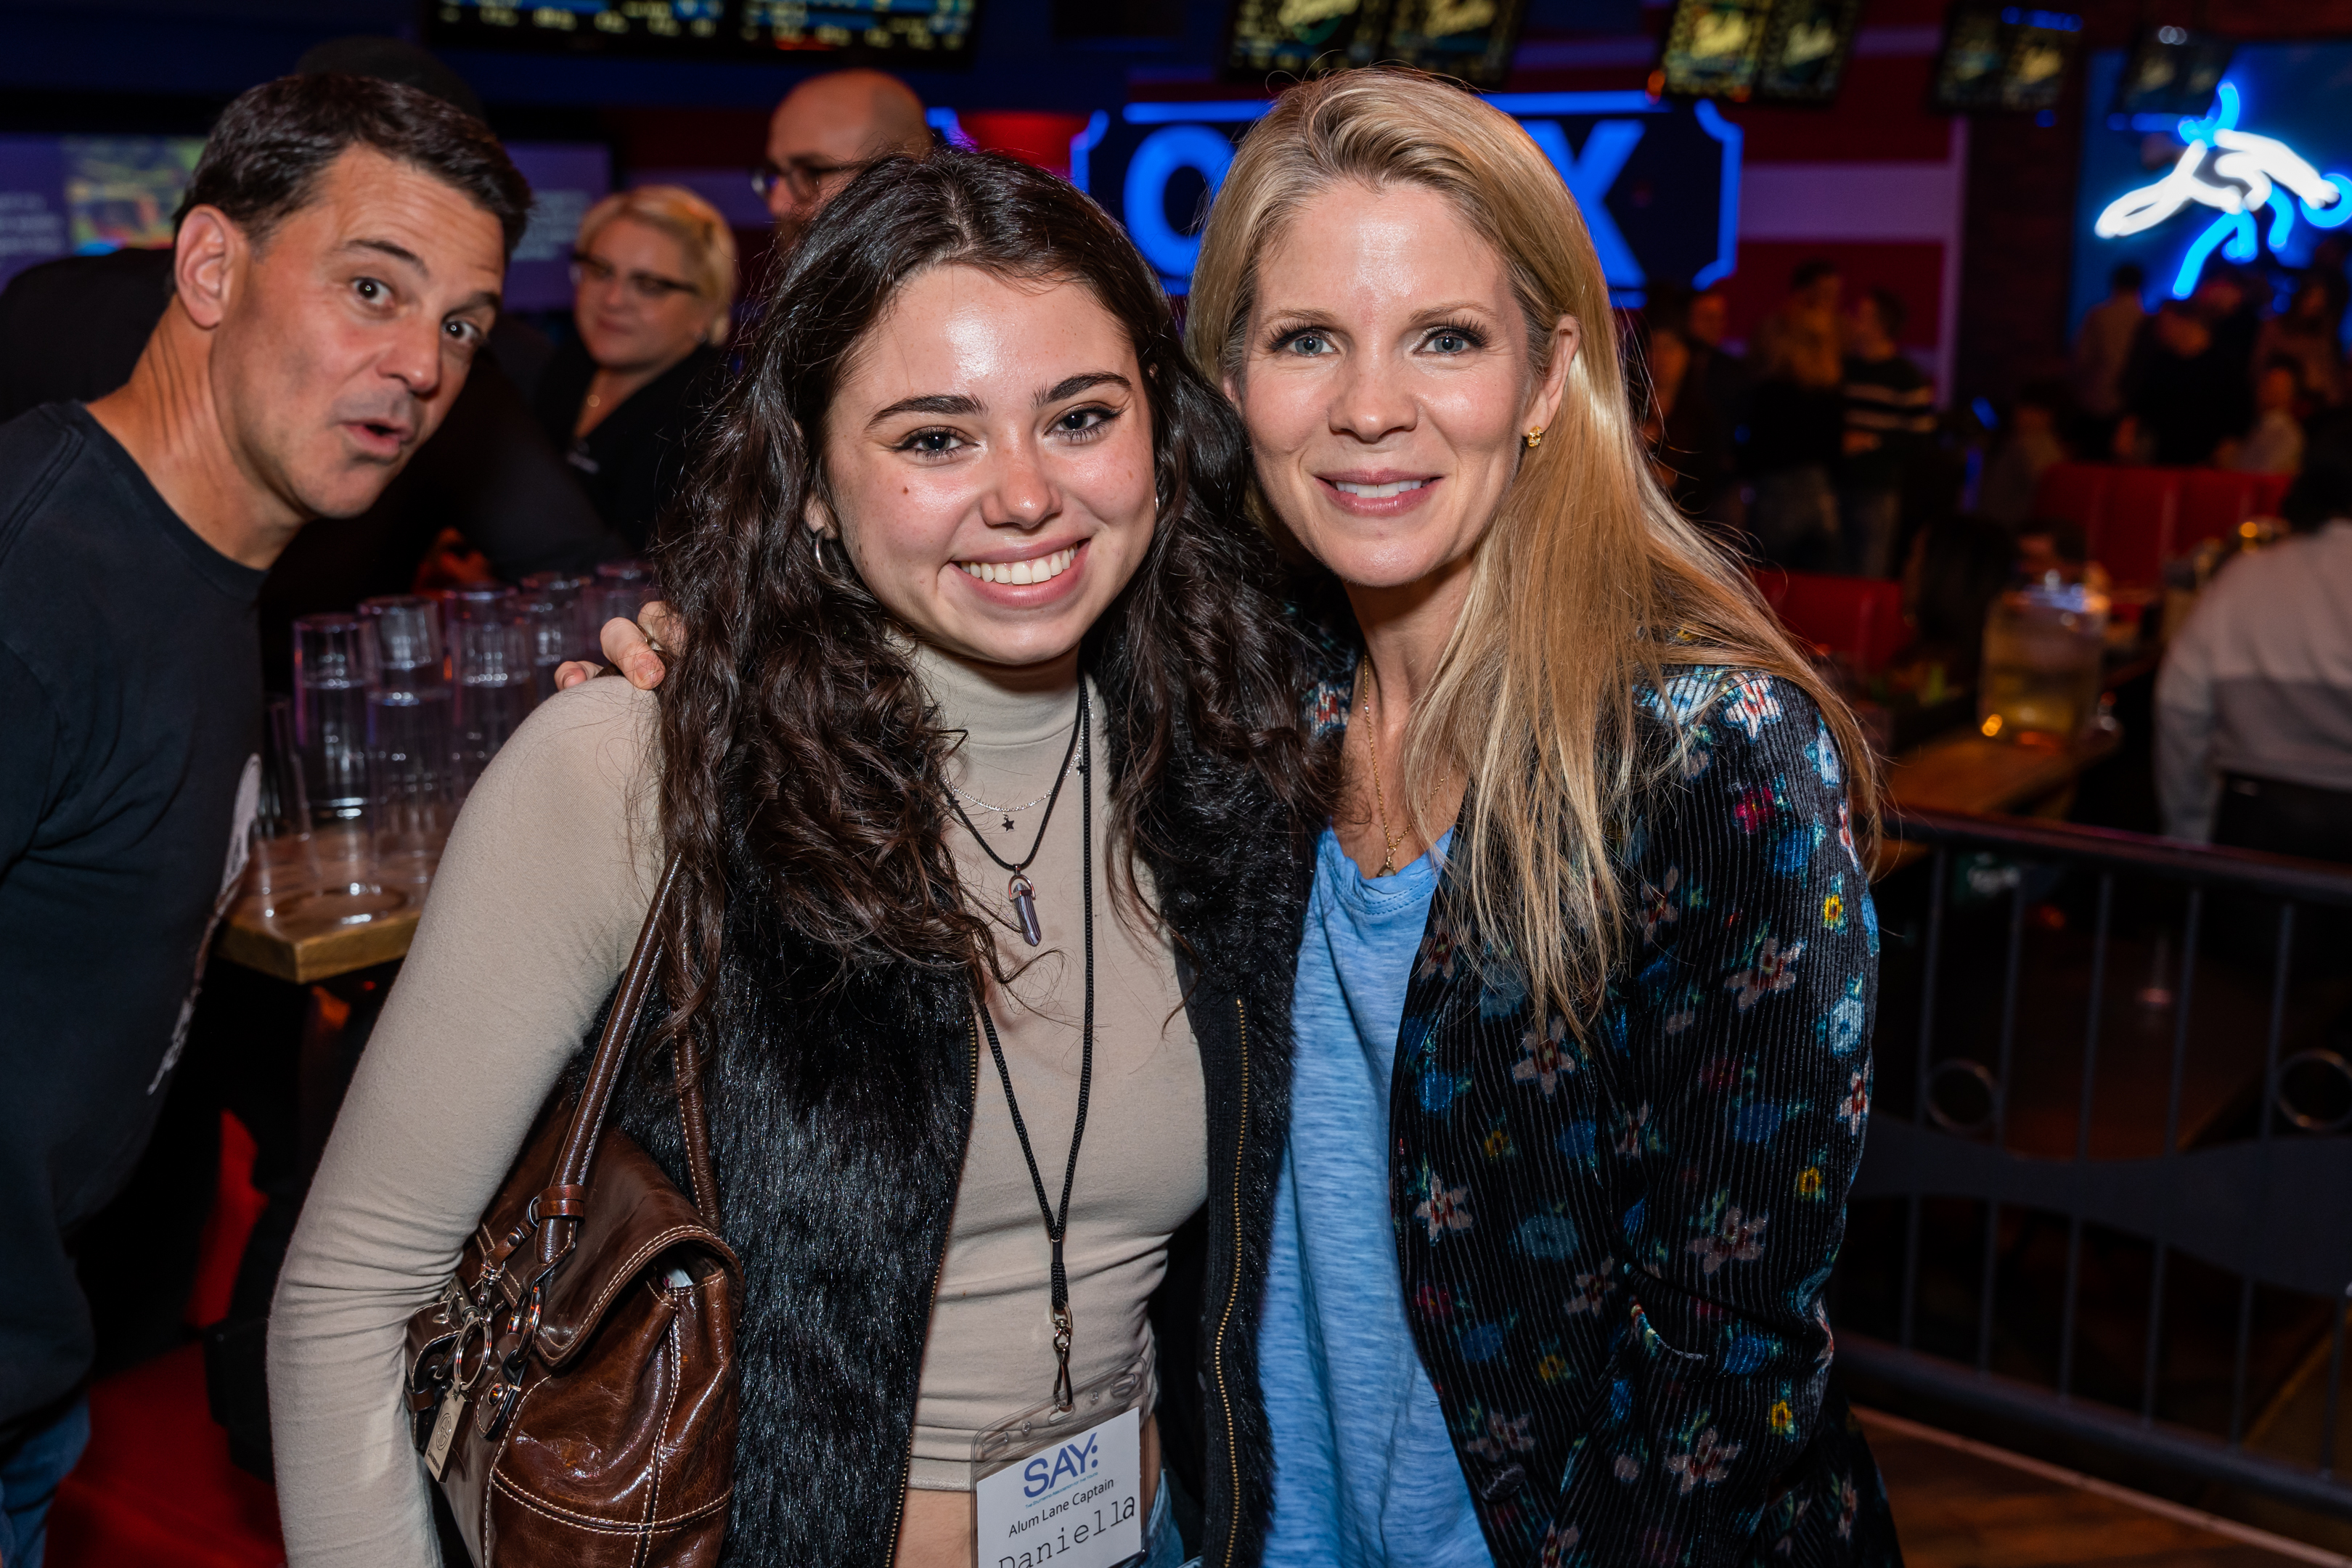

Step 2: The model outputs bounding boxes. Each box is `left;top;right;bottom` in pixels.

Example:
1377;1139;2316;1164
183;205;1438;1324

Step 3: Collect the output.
535;853;719;1269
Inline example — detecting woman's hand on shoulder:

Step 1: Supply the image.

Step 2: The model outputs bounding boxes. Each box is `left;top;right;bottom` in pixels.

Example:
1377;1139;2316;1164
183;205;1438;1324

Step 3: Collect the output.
552;601;680;692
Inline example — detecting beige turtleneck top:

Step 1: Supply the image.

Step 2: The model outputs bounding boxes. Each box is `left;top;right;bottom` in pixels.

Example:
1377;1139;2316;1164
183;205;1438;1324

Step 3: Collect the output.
266;649;1204;1564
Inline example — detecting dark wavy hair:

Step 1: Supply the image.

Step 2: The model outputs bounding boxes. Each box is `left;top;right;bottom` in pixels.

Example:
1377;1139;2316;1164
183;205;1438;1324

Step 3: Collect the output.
652;149;1321;1040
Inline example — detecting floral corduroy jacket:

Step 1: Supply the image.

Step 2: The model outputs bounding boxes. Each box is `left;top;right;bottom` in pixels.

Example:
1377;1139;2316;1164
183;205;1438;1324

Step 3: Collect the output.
1297;658;1903;1567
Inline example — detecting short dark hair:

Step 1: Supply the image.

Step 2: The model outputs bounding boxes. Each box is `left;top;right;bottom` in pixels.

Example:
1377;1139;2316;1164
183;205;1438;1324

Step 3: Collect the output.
2110;261;2146;293
1864;285;1908;338
1792;257;1840;290
176;73;531;258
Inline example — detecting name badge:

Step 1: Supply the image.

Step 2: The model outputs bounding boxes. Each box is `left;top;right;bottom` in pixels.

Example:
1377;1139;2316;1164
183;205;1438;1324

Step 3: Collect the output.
973;1405;1141;1568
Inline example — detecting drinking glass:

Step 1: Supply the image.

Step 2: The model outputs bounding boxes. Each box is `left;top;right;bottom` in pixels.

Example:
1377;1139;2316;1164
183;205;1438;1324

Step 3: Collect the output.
292;613;369;825
520;592;579;702
520;571;592;662
451;617;536;800
1978;579;2109;746
587;559;658;650
361;595;455;891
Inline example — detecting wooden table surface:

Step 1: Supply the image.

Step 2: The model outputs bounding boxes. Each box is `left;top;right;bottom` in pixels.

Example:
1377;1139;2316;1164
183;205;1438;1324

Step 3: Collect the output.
1875;724;2123;878
216;838;423;984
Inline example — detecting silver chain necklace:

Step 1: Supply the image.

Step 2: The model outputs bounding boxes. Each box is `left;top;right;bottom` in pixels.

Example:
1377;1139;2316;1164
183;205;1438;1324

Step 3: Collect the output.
947;751;1080;833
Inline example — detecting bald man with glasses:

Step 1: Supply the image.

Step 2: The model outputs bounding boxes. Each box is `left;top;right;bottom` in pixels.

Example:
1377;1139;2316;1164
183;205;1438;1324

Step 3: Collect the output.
752;68;931;243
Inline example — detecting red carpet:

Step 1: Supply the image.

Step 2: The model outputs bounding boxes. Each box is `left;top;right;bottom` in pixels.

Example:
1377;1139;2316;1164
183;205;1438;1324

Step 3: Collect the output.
46;1112;285;1567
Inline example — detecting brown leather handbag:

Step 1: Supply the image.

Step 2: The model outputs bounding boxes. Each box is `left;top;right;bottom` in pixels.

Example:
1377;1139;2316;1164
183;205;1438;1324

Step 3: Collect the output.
403;856;740;1564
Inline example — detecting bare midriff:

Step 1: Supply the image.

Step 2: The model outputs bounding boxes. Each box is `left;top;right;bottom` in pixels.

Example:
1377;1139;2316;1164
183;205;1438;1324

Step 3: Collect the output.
892;1414;1161;1568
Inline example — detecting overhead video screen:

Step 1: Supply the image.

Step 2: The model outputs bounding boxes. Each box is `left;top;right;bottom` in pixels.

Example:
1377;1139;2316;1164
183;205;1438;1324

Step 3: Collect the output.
1930;3;2083;114
1222;0;1529;89
1657;0;1773;100
0;135;204;293
428;0;980;65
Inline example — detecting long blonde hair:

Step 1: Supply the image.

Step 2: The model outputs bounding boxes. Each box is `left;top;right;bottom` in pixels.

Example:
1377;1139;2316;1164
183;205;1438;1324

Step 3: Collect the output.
1186;69;1879;1022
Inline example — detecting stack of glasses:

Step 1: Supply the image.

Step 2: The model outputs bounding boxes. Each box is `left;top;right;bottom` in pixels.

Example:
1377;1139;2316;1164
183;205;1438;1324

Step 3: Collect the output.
269;564;653;924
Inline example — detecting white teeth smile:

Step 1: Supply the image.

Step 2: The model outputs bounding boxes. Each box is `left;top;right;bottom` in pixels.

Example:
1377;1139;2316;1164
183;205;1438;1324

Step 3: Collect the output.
957;546;1077;587
1333;478;1431;498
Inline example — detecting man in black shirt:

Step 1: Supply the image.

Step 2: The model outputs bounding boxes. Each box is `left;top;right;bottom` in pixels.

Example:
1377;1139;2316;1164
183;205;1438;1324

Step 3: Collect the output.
0;75;525;1562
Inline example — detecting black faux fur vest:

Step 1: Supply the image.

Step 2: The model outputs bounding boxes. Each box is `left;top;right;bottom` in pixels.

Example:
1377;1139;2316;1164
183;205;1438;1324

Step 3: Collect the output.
594;669;1314;1568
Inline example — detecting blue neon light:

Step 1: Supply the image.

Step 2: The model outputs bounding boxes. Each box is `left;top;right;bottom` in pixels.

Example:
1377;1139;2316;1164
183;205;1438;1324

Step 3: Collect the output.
2305;173;2352;229
1092;91;1738;291
1122;102;1273;124
1691;100;1742;289
1522;120;1646;287
2096;75;2352;299
1485;91;1666;115
1069;110;1108;196
1122;124;1236;281
2266;190;2297;249
926;108;974;149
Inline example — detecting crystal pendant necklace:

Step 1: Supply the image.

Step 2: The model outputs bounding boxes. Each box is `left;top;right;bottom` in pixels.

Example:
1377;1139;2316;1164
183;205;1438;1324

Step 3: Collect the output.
945;685;1088;946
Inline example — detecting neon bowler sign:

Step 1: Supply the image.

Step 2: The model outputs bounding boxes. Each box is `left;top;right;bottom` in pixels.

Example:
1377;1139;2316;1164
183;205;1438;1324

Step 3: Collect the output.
1070;92;1742;300
2093;81;2351;298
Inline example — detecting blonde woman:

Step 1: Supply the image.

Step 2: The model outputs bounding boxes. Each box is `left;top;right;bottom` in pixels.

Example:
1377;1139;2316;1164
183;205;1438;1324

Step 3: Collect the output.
578;75;1898;1563
535;183;736;549
1179;71;1898;1565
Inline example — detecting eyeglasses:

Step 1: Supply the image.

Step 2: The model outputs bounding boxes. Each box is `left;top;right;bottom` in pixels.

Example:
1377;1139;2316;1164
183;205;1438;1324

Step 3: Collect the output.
569;252;701;303
750;155;860;203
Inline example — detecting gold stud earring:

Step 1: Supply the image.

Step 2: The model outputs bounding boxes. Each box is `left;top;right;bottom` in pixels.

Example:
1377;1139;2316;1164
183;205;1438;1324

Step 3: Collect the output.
1523;427;1545;450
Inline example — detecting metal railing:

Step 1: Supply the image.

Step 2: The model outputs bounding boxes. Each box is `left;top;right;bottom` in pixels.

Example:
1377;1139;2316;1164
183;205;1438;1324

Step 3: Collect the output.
1837;807;2352;1516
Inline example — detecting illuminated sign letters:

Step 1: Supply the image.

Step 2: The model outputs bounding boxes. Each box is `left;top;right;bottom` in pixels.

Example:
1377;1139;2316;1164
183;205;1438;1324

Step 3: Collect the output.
1073;93;1740;299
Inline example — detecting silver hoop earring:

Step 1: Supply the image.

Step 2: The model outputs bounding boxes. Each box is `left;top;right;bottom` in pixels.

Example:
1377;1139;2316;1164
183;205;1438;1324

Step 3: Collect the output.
814;532;854;579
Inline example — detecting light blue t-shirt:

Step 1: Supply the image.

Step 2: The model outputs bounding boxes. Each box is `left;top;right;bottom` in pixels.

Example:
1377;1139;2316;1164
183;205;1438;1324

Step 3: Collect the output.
1259;828;1493;1567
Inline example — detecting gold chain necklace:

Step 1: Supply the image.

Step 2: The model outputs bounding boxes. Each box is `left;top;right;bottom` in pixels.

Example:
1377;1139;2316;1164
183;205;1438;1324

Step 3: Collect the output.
1360;660;1403;878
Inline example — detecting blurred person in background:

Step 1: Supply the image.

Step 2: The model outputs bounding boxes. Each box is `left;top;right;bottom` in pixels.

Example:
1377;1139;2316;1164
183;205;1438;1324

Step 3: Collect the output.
1630;309;1734;523
2157;445;2352;859
1745;258;1846;568
1683;279;1754;529
754;68;928;242
0;75;524;1567
1900;513;2017;688
2194;264;2262;386
2120;301;2250;465
1837;285;1933;578
534;186;733;552
1979;377;2072;528
2224;356;2307;476
2073;261;2146;430
2255;277;2344;408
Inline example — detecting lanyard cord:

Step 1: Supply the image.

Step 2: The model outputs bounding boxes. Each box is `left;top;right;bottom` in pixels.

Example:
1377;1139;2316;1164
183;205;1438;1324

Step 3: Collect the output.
976;690;1093;1412
949;686;1088;948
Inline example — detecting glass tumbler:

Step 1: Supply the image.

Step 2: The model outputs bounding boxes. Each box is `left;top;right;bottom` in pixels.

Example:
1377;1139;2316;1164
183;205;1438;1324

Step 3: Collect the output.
292;613;370;825
1978;579;2109;746
520;571;591;662
361;595;456;892
451;617;537;801
586;558;659;651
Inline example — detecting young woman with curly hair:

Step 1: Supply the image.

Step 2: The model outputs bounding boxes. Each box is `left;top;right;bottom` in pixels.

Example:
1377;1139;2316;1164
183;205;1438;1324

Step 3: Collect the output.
269;150;1323;1568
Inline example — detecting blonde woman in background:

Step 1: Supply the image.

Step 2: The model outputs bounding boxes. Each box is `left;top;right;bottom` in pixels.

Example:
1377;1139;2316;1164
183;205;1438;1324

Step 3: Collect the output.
1181;71;1899;1565
534;183;736;550
1742;258;1848;570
